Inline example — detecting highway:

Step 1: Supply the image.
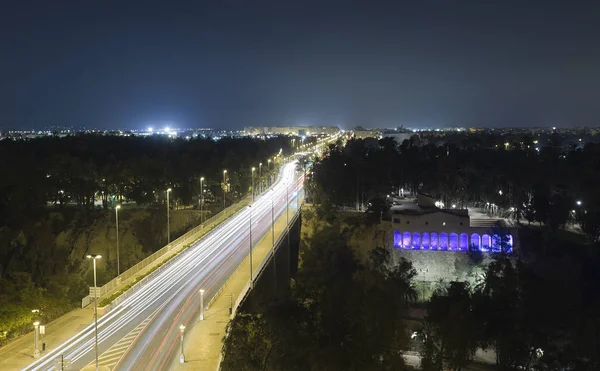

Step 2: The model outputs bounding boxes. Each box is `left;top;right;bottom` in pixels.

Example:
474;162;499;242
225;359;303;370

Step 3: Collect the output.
24;161;302;371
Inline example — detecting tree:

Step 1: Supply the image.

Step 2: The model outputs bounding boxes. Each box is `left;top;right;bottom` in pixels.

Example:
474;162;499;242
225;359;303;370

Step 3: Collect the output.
421;282;478;371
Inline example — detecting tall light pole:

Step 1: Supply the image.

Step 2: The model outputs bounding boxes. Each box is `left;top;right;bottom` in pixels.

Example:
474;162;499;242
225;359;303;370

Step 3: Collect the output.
259;163;262;193
179;324;185;364
270;190;276;295
199;289;205;321
294;190;299;211
200;177;204;225
86;254;102;371
286;182;289;225
223;170;227;209
248;205;253;286
251;167;256;202
115;205;121;277
32;309;40;358
267;159;272;187
33;321;40;358
166;188;172;244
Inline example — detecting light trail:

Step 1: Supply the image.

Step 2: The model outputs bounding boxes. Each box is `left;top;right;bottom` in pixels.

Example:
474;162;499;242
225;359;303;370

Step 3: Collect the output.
24;161;302;371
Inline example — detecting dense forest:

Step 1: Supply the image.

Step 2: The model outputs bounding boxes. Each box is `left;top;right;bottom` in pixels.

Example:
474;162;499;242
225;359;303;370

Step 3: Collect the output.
307;137;600;243
0;134;294;342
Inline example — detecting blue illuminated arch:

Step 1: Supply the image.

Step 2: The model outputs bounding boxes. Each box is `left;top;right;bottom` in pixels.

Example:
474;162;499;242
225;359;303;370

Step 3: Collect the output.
449;233;458;251
394;230;402;248
482;234;491;252
421;232;430;249
412;232;421;250
505;234;514;253
459;233;468;251
439;233;448;250
402;232;411;249
470;233;481;251
492;234;501;252
430;232;439;250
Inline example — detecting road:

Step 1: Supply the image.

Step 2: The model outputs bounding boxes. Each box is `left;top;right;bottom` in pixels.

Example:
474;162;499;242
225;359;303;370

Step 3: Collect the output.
24;162;302;371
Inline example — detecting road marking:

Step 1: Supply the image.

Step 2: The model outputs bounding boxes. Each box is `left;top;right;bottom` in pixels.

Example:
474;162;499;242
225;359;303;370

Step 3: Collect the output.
85;316;152;370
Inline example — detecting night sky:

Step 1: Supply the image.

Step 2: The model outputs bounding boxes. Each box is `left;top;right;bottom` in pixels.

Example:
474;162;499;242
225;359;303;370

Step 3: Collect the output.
1;1;599;130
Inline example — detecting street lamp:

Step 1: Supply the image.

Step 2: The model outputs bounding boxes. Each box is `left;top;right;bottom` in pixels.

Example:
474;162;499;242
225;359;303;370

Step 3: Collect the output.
33;321;40;358
199;177;204;225
199;289;205;321
86;254;102;371
294;191;299;211
251;167;256;203
259;163;263;193
31;309;40;357
248;205;253;286
223;170;227;209
267;159;272;187
179;324;186;364
576;200;582;206
166;188;172;244
115;205;121;277
270;190;277;294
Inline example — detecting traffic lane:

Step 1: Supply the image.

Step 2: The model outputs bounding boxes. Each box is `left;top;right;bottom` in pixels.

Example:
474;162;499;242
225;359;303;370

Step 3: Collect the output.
129;197;289;369
25;165;298;371
119;210;259;369
117;232;247;370
27;217;236;371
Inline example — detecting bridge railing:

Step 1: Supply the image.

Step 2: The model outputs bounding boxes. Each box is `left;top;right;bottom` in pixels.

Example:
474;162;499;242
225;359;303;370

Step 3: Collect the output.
82;197;250;308
206;190;302;311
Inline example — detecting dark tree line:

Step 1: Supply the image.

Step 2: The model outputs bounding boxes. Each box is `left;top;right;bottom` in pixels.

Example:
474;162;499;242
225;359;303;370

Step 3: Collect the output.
221;216;417;371
422;250;600;371
308;137;600;243
0;134;293;342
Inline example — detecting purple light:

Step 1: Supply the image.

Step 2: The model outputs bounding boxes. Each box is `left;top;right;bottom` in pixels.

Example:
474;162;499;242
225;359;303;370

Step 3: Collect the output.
439;233;448;250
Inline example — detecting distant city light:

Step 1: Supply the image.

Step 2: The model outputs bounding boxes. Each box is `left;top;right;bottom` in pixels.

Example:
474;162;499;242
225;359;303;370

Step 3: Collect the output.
148;127;153;133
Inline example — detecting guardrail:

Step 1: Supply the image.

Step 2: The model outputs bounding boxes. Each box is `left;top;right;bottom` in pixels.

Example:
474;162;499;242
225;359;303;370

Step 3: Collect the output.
82;198;249;308
206;200;301;311
214;203;302;371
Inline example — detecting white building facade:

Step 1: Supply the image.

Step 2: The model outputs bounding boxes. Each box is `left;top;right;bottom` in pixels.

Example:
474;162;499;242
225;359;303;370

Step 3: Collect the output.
391;194;514;253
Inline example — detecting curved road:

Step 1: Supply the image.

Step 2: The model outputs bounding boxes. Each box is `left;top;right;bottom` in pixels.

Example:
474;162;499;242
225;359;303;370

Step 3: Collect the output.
24;162;302;371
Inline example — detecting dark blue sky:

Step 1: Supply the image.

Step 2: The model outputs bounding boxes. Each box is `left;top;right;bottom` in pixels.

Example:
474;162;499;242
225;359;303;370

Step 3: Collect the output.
1;0;599;130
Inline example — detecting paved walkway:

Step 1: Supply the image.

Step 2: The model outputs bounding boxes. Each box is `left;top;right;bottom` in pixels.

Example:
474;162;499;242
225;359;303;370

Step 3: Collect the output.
0;307;94;370
174;205;296;371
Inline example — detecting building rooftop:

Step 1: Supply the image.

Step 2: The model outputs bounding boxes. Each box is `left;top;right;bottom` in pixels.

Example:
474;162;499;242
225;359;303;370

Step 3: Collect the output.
390;193;468;217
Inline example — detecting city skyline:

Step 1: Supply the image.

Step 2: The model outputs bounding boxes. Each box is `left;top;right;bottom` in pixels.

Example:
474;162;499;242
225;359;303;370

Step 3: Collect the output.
2;1;600;130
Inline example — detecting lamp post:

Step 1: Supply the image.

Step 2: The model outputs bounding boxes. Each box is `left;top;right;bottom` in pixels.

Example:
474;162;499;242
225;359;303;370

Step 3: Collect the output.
166;188;172;244
248;205;253;286
86;254;102;371
270;190;276;294
199;289;205;321
294;190;299;211
223;170;227;209
33;321;40;358
267;159;272;187
32;309;41;357
259;163;262;193
251;167;256;202
200;177;204;225
179;324;185;364
115;205;121;277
